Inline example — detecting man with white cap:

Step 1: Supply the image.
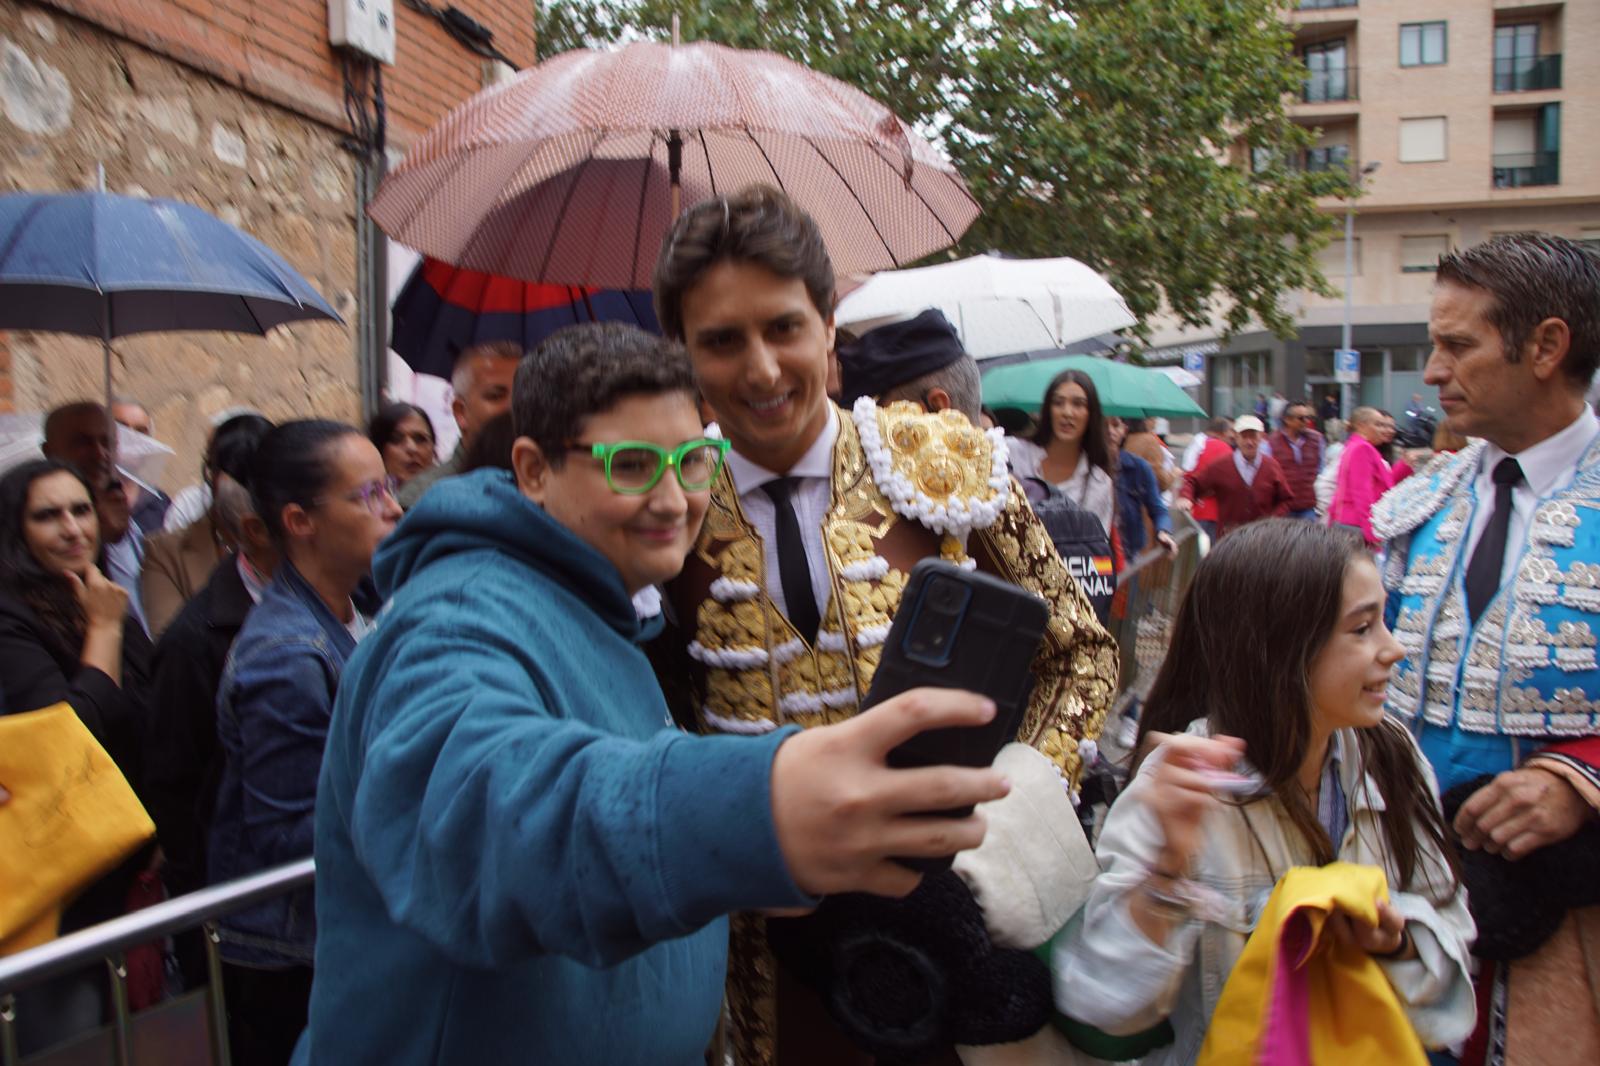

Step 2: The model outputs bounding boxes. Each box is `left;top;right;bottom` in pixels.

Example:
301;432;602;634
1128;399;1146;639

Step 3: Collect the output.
1176;414;1292;539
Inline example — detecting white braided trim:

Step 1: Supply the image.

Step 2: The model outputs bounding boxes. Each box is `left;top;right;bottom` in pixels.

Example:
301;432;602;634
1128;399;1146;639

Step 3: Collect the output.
687;642;769;669
840;556;891;582
851;397;1007;537
771;638;807;666
779;687;859;716
709;577;761;603
816;629;850;653
702;708;777;735
856;623;890;649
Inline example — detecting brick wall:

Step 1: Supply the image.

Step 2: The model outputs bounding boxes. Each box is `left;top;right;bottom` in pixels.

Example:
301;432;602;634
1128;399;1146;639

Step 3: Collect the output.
40;0;539;140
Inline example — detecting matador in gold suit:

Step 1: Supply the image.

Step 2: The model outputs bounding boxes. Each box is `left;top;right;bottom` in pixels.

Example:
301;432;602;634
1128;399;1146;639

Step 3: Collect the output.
652;396;1117;1066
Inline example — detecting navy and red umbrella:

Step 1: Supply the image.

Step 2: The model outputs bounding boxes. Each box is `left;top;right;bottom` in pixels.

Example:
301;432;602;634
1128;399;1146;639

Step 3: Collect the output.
390;256;658;378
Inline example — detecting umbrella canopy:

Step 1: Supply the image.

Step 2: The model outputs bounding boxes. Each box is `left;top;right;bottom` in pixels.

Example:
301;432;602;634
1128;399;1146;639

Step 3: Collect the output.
0;412;173;486
391;256;658;378
982;355;1208;420
835;253;1136;360
369;40;979;289
0;191;340;338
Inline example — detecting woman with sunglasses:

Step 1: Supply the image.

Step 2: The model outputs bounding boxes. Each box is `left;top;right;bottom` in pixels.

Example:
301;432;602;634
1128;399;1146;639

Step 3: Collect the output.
207;419;400;1066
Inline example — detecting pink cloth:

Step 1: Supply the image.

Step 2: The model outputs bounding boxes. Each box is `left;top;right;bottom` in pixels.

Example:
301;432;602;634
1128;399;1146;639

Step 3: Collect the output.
1329;436;1392;546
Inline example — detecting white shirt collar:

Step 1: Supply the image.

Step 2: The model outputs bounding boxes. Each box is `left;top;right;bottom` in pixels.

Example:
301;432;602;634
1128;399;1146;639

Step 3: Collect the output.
726;405;839;496
1480;406;1600;498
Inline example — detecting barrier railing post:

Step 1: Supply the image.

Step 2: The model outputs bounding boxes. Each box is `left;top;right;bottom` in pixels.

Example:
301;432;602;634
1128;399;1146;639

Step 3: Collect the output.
106;954;132;1066
1;993;18;1066
205;924;232;1066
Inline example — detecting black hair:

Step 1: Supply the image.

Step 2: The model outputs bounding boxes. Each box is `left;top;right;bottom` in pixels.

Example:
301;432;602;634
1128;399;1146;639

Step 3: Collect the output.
462;411;516;473
513;323;698;466
368;402;435;454
0;459;99;651
653;185;836;341
1436;232;1600;388
249;420;362;545
210;413;276;486
1028;369;1114;479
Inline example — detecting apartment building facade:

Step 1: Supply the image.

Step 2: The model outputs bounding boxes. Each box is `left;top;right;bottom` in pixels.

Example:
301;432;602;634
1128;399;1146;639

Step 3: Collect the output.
1149;0;1600;423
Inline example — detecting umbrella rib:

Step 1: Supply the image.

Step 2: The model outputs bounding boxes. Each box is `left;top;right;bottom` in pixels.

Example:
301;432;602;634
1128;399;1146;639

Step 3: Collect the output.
698;129;718;197
627;132;653;285
0;198;51;275
745;129;788;195
864;142;965;247
535;142;600;283
797;134;894;264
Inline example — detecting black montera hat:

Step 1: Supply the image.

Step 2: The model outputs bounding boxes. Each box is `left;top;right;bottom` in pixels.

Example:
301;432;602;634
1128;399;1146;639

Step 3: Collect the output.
838;308;967;407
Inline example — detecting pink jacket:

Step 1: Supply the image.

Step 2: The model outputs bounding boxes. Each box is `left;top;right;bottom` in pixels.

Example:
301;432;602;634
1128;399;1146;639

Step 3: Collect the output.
1329;435;1393;545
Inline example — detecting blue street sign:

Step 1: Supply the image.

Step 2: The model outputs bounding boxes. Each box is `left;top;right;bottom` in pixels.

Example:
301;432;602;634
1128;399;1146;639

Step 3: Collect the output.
1182;348;1205;373
1334;348;1360;384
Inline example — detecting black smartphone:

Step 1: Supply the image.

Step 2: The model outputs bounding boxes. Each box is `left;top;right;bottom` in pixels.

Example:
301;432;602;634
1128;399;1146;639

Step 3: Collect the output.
860;558;1050;873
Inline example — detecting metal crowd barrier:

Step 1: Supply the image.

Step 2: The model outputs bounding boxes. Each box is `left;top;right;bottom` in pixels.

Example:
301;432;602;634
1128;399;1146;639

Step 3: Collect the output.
1107;511;1204;719
0;859;315;1066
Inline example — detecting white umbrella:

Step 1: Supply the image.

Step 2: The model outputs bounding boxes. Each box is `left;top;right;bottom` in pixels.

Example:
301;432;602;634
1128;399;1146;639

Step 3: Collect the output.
1153;365;1203;389
0;413;174;490
834;252;1136;360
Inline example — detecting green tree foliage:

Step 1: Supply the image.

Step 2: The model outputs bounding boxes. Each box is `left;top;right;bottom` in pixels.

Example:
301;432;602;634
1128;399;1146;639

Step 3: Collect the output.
536;0;1352;339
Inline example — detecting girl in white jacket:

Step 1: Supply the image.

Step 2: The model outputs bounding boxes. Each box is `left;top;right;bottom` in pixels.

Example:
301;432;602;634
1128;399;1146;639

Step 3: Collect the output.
1055;519;1475;1063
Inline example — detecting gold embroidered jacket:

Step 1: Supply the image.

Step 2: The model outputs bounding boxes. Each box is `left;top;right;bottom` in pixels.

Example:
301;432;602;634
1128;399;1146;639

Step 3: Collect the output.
655;401;1117;783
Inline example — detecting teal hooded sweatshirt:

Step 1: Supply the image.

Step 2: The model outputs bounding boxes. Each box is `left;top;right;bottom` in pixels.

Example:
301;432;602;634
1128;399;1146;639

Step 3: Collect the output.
294;470;809;1065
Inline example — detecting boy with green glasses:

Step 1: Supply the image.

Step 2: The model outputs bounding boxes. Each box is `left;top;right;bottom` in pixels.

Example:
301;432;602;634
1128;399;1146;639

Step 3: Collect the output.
298;322;1010;1066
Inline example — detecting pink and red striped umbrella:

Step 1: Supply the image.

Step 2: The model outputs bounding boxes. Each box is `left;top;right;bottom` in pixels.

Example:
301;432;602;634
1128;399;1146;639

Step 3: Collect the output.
369;41;980;290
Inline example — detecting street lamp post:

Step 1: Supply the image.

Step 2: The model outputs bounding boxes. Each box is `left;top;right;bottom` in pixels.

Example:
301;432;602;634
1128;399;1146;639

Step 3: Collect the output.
1340;161;1381;420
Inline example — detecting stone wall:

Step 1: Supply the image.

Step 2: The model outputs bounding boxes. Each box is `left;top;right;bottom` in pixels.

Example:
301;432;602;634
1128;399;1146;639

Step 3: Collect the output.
1;2;360;489
0;0;538;491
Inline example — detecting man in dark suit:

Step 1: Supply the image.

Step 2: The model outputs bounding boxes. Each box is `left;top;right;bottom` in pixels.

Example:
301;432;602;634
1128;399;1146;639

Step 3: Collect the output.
1177;415;1293;538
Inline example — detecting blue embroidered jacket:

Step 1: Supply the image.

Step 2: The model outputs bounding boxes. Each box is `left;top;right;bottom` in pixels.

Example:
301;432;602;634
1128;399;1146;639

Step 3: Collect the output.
1372;438;1600;790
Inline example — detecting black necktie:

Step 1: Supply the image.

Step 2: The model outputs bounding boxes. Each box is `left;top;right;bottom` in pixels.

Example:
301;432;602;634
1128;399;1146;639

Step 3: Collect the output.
1464;457;1525;624
762;477;821;643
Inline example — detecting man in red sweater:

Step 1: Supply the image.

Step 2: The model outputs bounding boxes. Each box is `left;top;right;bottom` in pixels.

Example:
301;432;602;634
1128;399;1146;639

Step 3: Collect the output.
1264;401;1324;519
1178;415;1293;538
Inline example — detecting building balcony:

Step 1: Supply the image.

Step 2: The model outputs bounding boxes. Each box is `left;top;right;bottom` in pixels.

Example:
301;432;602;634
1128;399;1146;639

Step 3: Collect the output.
1302;67;1358;103
1494;55;1562;92
1297;0;1357;9
1493;151;1559;188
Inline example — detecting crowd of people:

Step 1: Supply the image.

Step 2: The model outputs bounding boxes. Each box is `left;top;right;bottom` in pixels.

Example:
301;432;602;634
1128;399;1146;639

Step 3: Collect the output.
2;190;1598;1066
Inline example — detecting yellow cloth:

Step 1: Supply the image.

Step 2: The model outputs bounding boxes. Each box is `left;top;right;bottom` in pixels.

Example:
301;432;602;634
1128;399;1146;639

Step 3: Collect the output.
1198;862;1425;1066
0;702;155;955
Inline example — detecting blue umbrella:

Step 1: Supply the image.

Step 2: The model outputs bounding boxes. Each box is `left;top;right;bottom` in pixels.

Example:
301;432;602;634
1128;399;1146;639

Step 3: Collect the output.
0;188;341;401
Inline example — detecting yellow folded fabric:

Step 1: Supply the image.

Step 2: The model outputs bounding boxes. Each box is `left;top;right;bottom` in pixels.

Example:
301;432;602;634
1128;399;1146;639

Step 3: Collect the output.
0;702;155;956
1198;862;1425;1066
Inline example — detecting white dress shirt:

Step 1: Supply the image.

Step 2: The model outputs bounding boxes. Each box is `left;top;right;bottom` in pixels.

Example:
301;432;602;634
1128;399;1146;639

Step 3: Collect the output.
1233;450;1261;488
724;407;840;627
1006;437;1116;537
1464;407;1600;585
102;522;148;636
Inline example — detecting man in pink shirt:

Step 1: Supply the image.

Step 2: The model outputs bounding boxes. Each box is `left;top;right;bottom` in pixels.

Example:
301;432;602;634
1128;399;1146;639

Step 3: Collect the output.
1328;406;1393;545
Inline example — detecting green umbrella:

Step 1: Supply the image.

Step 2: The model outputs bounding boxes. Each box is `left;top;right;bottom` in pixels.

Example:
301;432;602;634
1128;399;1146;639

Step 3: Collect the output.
982;354;1207;420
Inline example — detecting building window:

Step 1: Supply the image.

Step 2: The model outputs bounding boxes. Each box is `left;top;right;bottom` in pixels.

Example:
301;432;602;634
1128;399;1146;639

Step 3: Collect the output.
1492;104;1560;187
1400;22;1447;67
1316;237;1361;278
1493;24;1558;92
1302;38;1352;102
1209;352;1273;421
1399;117;1447;162
1401;235;1451;273
1304;144;1351;172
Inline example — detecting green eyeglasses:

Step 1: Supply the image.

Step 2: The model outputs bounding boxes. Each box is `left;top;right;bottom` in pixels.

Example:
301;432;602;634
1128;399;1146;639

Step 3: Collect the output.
572;438;731;495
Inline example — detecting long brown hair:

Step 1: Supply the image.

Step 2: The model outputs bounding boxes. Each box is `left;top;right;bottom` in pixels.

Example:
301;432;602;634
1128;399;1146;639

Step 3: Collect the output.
1137;519;1458;897
1028;369;1114;480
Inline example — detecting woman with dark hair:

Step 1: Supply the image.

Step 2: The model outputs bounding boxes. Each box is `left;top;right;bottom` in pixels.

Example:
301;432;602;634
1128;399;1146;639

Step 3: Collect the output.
1056;520;1474;1062
0;458;153;1053
368;401;437;489
1005;369;1116;537
207;419;400;1066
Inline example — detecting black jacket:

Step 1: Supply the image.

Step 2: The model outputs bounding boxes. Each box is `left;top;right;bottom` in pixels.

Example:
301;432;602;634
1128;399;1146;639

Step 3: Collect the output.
143;556;256;899
0;587;153;931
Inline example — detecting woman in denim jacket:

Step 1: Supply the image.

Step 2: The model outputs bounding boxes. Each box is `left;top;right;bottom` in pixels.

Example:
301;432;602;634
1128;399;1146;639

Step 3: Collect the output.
208;420;399;1066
